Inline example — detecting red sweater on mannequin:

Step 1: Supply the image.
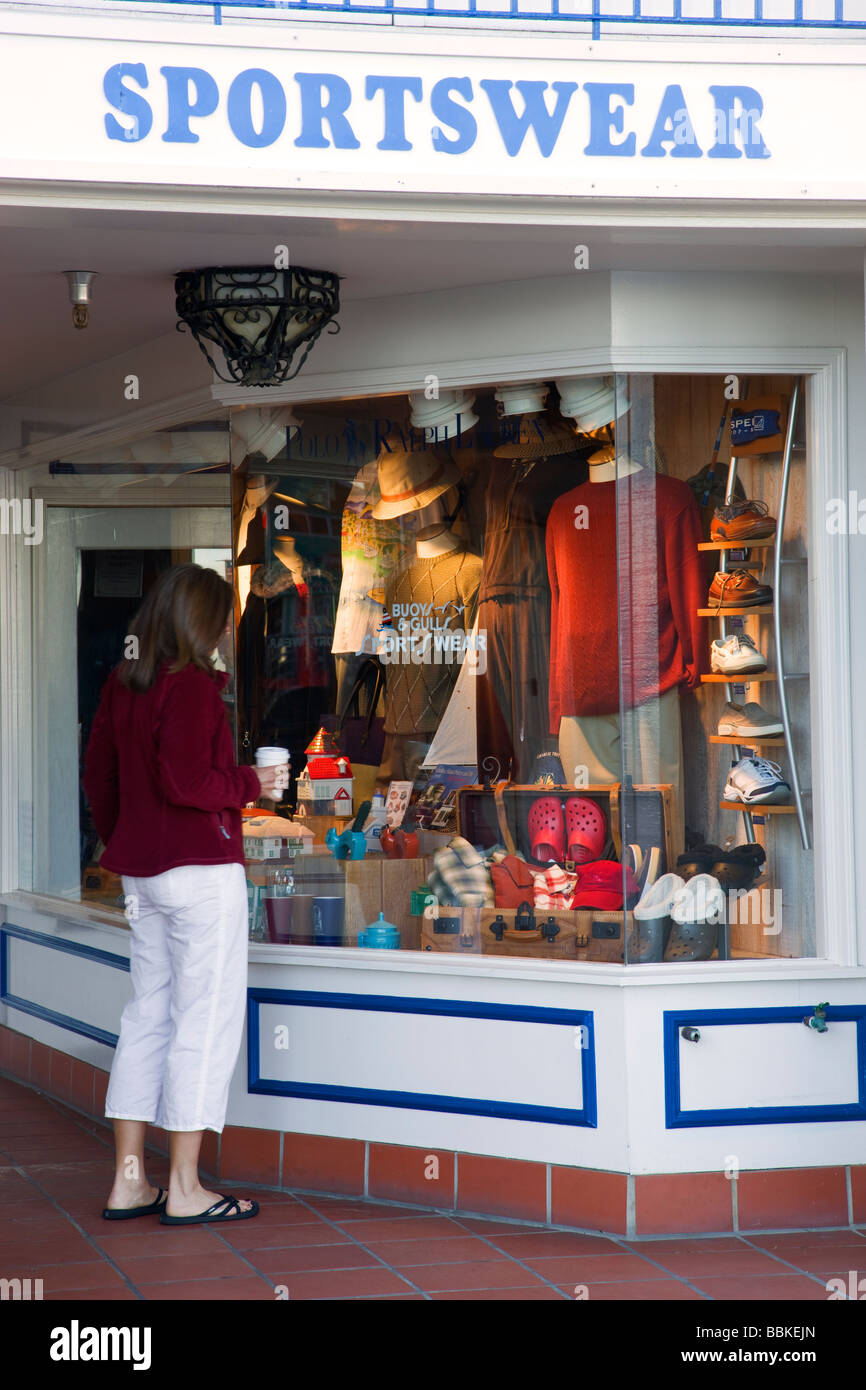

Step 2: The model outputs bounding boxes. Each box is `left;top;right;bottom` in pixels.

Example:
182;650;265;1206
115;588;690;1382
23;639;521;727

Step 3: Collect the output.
545;472;707;728
83;663;262;878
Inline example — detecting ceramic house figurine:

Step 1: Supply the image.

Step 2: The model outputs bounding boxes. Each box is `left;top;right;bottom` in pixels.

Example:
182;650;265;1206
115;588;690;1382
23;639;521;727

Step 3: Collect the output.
297;727;354;817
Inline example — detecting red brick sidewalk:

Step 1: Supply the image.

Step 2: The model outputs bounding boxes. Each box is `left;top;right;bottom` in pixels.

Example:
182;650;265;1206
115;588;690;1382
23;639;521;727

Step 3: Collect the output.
1;1074;864;1301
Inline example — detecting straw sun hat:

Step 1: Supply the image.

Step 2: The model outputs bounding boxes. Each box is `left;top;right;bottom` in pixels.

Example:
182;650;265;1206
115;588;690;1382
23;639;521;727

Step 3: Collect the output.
371;441;461;520
493;416;584;461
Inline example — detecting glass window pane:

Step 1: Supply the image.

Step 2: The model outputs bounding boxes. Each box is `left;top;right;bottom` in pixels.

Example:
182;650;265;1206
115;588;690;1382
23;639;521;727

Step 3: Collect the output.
20;417;233;906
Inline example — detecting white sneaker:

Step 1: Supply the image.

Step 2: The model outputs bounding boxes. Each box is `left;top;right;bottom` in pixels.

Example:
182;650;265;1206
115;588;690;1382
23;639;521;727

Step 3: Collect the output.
710;633;767;675
724;756;791;805
717;702;784;737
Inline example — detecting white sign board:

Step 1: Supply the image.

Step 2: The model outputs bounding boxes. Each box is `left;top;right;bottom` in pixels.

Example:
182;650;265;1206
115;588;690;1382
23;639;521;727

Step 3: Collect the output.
1;13;865;201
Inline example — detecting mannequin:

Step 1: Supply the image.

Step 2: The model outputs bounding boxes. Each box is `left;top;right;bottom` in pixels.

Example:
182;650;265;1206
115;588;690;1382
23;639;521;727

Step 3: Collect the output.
475;414;589;783
237;520;339;764
377;521;482;787
416;522;462;558
331;454;412;710
547;385;705;855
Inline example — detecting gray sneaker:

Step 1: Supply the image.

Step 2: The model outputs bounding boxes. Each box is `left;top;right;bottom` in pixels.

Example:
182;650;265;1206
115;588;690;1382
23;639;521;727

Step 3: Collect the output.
717;701;784;737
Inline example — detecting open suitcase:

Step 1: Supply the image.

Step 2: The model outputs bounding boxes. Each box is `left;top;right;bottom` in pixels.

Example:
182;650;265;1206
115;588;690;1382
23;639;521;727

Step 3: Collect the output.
455;782;675;874
431;781;676;962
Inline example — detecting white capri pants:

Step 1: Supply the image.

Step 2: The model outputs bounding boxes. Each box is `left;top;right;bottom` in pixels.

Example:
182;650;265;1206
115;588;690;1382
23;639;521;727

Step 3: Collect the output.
105;862;248;1134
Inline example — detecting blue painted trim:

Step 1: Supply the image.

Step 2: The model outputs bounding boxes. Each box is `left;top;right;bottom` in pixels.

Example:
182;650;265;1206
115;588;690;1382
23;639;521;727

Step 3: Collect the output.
663;1006;866;1129
115;0;866;26
248;987;597;1127
0;923;126;1050
1;923;130;972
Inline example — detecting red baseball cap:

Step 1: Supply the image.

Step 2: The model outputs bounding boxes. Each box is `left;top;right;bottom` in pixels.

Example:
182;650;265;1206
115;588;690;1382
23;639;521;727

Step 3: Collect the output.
571;860;640;911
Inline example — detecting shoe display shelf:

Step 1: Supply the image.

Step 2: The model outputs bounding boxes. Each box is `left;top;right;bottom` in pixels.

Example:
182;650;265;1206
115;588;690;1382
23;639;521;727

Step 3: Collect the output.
697;604;774;616
709;734;785;746
694;380;811;959
701;672;777;682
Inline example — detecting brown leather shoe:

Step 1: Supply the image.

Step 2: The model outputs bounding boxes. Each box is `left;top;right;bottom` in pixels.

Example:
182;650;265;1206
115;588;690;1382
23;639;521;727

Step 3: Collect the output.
707;569;773;608
710;498;777;541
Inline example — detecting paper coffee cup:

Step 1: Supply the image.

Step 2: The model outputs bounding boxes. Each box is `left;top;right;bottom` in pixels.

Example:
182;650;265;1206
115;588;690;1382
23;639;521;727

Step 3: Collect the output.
255;746;290;802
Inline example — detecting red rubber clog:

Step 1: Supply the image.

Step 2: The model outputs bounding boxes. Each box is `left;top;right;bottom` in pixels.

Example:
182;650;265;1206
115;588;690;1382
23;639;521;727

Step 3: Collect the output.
528;797;566;863
564;797;606;865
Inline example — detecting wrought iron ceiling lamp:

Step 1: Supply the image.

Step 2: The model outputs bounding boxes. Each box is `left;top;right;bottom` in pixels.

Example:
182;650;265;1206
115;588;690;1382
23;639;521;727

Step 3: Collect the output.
175;266;340;388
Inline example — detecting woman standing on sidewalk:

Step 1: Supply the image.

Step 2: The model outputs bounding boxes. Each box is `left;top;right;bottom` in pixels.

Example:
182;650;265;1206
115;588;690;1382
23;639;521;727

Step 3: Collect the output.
83;563;281;1226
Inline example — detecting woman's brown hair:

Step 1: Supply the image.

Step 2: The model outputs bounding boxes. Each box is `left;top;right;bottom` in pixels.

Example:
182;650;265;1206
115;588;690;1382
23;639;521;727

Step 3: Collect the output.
118;563;233;693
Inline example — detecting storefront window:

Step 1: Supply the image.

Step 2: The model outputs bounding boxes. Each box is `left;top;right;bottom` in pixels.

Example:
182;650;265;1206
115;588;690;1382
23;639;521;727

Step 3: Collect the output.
233;375;814;964
24;382;812;961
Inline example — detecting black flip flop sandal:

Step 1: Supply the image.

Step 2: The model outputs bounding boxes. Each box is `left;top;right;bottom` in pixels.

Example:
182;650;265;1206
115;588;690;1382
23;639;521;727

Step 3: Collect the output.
102;1186;168;1221
160;1194;260;1226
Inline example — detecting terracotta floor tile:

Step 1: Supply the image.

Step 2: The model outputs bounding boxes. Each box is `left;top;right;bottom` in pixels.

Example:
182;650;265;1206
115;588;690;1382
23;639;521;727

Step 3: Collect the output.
647;1248;794;1278
0;1119;87;1136
453;1217;548;1237
483;1232;624;1259
624;1237;748;1257
217;1222;354;1252
136;1278;273;1300
691;1274;829;1300
109;1250;255;1283
353;1293;430;1300
92;1228;229;1259
2;1235;99;1264
408;1260;548;1293
521;1253;674;1283
45;1287;140;1301
8;1140;110;1159
265;1267;414;1300
431;1286;569;1301
745;1229;866;1251
331;1216;466;1242
303;1199;441;1222
217;1202;330;1230
361;1236;496;1266
247;1244;381;1275
558;1280;706;1301
788;1250;866;1277
29;1262;129;1293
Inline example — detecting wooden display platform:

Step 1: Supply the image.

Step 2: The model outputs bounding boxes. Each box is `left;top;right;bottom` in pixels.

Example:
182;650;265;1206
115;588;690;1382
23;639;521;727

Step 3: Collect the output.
719;800;796;814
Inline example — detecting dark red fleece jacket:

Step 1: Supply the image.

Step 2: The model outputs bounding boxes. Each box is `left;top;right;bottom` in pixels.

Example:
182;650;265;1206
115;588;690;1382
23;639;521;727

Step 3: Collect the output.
83;663;262;878
546;472;707;725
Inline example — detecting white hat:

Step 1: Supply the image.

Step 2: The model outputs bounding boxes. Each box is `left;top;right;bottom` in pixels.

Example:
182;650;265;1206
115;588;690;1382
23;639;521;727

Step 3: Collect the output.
409;388;478;439
556;376;629;432
494;380;548;417
231;405;302;464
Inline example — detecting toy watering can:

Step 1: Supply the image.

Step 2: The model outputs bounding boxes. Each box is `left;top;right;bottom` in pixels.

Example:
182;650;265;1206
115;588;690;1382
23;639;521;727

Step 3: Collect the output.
326;801;371;861
380;825;419;859
357;912;401;949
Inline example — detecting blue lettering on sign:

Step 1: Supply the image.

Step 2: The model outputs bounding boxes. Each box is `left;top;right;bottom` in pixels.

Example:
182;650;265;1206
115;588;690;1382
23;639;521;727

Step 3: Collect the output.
100;65;772;162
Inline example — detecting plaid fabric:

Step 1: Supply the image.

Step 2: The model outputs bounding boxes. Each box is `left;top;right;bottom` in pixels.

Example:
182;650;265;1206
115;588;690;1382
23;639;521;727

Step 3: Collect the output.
429;836;495;907
531;864;578;911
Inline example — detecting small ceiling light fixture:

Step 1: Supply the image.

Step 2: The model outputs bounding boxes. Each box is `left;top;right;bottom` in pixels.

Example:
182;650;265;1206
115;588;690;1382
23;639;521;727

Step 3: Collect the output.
63;271;98;330
175;266;340;388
